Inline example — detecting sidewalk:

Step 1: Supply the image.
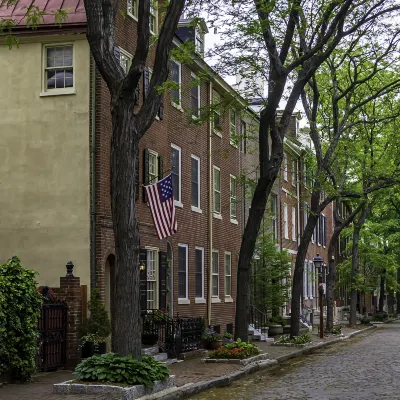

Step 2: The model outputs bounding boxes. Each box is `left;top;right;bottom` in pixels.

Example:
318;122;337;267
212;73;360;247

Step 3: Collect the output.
0;325;373;400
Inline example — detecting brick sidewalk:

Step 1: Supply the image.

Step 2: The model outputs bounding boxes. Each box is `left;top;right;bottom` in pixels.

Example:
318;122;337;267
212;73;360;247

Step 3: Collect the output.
0;325;370;399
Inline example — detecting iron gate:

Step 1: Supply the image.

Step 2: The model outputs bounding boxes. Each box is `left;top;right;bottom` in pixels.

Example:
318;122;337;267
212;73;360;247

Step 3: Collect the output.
35;288;67;371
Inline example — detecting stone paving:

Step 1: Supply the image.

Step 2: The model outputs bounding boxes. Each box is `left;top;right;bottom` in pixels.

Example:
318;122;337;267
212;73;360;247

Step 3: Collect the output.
190;322;400;400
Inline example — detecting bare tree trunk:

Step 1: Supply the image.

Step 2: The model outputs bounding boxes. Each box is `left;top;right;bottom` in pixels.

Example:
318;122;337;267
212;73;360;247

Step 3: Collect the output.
379;272;385;312
111;102;142;358
326;236;338;331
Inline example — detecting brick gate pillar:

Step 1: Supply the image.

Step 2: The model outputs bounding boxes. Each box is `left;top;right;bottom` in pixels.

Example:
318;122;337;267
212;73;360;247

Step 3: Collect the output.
60;261;82;368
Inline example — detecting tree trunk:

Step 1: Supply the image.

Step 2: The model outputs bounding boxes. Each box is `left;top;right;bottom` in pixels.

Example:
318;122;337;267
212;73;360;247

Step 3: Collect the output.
379;273;385;312
396;272;400;316
110;101;142;358
325;244;337;332
290;209;319;338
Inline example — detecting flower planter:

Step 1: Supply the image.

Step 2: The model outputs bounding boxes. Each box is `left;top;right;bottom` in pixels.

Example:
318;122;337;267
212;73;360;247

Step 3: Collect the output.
208;340;223;350
142;333;159;346
81;342;107;359
268;324;283;336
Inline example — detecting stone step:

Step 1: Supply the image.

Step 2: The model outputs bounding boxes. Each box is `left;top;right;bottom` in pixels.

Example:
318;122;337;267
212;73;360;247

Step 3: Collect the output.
142;345;159;356
161;358;178;366
152;352;168;362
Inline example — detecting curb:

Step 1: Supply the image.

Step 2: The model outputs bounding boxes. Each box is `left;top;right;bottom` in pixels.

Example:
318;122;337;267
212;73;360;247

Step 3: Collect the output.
139;326;376;400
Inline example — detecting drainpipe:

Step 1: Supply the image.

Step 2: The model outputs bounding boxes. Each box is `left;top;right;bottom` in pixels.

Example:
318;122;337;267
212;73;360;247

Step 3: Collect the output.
207;80;213;327
90;58;97;289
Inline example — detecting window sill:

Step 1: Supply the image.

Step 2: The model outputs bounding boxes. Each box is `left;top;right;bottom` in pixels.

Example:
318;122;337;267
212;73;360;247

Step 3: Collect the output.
195;298;206;304
171;101;183;112
230;218;238;225
213;213;222;220
284;236;289;240
174;201;183;208
155;115;160;121
40;88;76;97
127;12;138;21
192;115;201;121
178;298;190;305
230;141;238;148
211;297;221;303
213;129;222;138
224;296;234;303
191;206;202;214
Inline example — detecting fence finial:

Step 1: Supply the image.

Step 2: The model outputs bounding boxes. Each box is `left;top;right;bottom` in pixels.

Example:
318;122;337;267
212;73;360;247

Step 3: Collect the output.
66;261;74;277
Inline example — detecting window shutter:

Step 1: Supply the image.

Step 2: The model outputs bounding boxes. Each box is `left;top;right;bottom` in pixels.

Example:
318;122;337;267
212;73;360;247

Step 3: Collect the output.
114;46;120;62
159;251;167;312
134;84;140;106
135;151;140;202
143;149;150;202
158;95;164;120
139;249;147;311
158;155;164;180
143;68;150;100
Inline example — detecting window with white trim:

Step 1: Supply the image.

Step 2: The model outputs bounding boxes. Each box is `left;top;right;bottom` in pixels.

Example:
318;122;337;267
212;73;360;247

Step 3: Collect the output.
149;1;158;34
230;175;237;221
225;252;232;297
303;262;307;298
44;45;73;91
230;109;238;146
311;262;316;297
146;248;158;309
292;159;297;186
119;48;132;74
271;194;278;240
213;166;221;214
292;207;296;242
283;153;288;181
191;73;200;117
240;120;246;154
171;61;181;106
178;244;188;299
191;155;200;209
195;28;204;55
148;150;158;185
171;144;181;203
195;247;204;299
212;250;219;297
127;0;138;18
284;204;288;239
212;91;221;133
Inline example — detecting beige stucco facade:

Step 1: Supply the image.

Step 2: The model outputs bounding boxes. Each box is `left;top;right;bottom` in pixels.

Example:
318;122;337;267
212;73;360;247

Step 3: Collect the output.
0;35;91;288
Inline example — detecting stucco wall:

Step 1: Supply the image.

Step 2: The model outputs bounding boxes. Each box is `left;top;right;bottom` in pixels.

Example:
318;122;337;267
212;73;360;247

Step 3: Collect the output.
0;36;90;287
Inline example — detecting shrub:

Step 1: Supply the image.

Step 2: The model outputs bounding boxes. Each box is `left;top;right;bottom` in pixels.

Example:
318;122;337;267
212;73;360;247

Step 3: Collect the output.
223;332;233;339
74;353;169;387
277;333;312;344
329;326;342;335
373;312;388;322
210;339;260;359
269;316;287;326
0;256;42;381
360;316;371;325
202;327;221;342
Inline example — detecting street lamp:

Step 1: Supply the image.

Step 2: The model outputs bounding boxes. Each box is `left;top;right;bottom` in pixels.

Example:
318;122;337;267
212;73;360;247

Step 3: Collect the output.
313;254;324;338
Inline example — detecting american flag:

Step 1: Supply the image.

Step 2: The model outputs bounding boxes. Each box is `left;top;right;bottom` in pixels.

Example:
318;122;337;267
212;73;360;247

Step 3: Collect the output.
145;174;177;240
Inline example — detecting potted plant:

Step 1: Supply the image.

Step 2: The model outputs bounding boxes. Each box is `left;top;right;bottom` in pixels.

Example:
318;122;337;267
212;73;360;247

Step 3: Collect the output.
202;327;222;350
268;316;285;336
222;332;233;344
80;288;111;358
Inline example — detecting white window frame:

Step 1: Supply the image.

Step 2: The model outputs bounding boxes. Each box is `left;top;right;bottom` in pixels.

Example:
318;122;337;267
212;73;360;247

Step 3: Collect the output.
212;90;222;136
230;109;238;147
195;246;205;302
171;60;182;110
119;47;132;74
145;246;159;310
284;203;289;239
230;174;237;223
271;194;278;240
191;72;201;118
283;153;288;181
303;262;308;299
41;43;75;97
191;155;201;213
177;243;189;304
213;166;221;218
225;252;232;299
149;1;158;35
292;159;297;187
171;144;182;207
308;262;313;299
292;207;296;242
212;250;220;299
195;28;204;55
317;216;321;246
148;149;159;185
127;0;138;19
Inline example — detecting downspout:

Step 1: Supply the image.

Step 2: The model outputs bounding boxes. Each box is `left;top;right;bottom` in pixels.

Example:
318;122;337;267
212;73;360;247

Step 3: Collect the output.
90;58;97;289
207;80;213;327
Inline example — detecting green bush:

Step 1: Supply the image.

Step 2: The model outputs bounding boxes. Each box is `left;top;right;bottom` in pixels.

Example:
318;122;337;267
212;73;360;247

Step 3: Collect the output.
360;316;371;325
277;333;312;344
74;353;169;387
0;256;42;381
373;312;388;322
328;326;342;335
210;339;260;359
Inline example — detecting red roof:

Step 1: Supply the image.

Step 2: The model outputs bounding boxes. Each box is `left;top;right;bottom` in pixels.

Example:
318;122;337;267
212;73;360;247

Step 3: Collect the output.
0;0;86;27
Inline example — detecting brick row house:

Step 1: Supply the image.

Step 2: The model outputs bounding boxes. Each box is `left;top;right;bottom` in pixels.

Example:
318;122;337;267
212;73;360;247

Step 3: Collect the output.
0;0;259;343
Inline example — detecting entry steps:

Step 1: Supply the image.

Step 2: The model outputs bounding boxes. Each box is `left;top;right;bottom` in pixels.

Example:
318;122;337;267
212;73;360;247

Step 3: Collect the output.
142;345;178;366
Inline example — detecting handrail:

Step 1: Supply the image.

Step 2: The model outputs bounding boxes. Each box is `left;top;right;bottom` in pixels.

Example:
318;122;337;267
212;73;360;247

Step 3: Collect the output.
250;305;268;330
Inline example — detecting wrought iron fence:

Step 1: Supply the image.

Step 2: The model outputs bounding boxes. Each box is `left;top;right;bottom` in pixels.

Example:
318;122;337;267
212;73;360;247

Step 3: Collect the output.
250;305;268;330
141;310;203;358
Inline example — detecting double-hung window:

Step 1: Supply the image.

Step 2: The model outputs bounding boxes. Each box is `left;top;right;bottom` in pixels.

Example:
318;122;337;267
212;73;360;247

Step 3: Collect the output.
127;0;138;18
213;166;221;215
292;207;296;242
230;175;237;221
191;73;200;118
225;252;232;298
283;153;288;181
146;248;158;309
271;194;278;240
149;2;158;34
148;150;158;185
195;247;204;299
44;45;73;92
178;244;188;300
240;120;246;153
212;91;221;134
195;29;204;55
171;144;182;205
230;110;237;146
171;61;182;107
283;204;289;239
212;250;219;297
119;48;132;74
191;155;201;210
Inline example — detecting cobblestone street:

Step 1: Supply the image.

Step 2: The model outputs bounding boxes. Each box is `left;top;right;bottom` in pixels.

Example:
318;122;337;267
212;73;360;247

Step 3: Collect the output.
191;323;400;400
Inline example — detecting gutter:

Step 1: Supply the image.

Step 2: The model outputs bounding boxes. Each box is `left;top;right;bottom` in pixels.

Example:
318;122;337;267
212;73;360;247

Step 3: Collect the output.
90;58;97;289
207;80;213;326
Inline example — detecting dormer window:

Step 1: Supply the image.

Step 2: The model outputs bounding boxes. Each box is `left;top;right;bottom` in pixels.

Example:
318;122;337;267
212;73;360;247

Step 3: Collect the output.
195;29;204;55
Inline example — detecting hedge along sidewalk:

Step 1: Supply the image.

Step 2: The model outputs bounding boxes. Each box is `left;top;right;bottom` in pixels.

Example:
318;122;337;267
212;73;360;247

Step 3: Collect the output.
139;325;377;400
